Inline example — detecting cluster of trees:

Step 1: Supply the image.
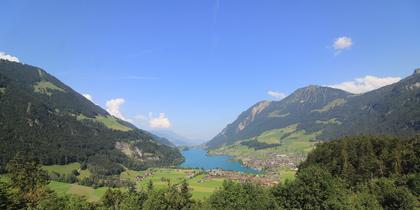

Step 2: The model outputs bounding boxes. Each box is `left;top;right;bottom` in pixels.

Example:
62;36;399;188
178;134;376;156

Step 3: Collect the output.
300;135;419;185
272;165;418;209
1;136;419;209
45;162;135;189
0;155;98;209
49;170;79;183
240;139;281;150
79;175;135;189
101;180;196;210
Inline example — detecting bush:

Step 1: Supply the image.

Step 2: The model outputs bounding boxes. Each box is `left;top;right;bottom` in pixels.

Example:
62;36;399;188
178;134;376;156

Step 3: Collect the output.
209;180;278;210
271;165;351;209
371;178;417;210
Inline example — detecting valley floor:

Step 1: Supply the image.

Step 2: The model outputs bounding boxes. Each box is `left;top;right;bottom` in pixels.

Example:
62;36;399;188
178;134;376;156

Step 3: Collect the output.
1;162;295;202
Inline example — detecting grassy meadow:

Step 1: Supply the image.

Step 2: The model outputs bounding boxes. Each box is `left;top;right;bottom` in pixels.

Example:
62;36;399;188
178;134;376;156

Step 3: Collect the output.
121;168;225;200
48;181;110;202
209;124;319;164
11;164;226;201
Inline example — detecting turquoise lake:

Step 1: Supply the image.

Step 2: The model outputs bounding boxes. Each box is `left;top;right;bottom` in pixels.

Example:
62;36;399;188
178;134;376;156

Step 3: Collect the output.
180;148;260;173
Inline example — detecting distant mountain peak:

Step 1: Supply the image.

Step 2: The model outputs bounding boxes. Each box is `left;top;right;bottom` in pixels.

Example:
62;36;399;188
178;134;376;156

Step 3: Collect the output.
414;68;420;75
287;85;350;104
236;100;271;132
293;85;348;95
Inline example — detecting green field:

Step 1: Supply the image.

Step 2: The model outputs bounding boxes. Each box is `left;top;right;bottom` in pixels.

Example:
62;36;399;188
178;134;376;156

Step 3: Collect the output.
33;80;65;96
121;168;224;200
187;174;225;200
43;162;81;174
4;163;281;201
277;168;296;183
40;164;226;201
76;114;132;131
48;181;110;202
43;167;224;201
42;162;91;179
4;163;115;203
8;162;286;202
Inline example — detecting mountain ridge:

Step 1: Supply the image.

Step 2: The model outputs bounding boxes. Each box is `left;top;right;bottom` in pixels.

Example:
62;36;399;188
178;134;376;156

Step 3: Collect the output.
207;69;420;149
0;60;183;173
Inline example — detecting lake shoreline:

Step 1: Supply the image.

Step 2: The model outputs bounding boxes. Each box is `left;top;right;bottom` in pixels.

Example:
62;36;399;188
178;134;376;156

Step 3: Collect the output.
179;148;261;174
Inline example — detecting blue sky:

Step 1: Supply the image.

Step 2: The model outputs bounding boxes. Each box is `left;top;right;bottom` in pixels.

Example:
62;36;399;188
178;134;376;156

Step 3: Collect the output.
1;0;419;142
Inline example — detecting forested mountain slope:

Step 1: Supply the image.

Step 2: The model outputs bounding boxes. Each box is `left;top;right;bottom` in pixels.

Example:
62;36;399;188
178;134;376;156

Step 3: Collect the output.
208;69;420;149
0;60;183;173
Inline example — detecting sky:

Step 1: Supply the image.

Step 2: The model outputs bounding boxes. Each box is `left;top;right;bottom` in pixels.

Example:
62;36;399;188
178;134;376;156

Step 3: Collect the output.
1;0;420;142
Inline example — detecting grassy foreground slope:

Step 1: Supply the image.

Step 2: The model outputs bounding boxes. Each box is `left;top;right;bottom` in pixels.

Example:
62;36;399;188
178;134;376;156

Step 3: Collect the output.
48;181;110;202
3;166;225;201
41;164;225;201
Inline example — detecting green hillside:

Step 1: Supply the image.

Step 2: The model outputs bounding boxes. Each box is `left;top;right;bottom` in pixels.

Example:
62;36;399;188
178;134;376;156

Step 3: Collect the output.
207;69;420;150
0;60;183;174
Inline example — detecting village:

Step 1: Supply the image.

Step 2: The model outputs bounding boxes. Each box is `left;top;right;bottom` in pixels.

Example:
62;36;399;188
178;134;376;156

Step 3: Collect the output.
241;153;301;171
133;167;281;187
203;168;280;186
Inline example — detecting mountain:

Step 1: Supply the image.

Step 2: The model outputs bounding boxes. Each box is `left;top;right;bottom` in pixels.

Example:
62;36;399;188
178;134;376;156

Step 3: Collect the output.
151;130;192;146
147;132;176;147
0;60;183;173
207;69;420;149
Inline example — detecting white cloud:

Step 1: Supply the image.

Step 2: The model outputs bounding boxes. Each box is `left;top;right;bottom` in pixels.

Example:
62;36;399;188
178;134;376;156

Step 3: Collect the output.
105;98;128;120
0;52;20;63
333;36;353;50
268;91;287;100
82;93;93;102
149;113;171;128
329;75;401;94
332;36;353;55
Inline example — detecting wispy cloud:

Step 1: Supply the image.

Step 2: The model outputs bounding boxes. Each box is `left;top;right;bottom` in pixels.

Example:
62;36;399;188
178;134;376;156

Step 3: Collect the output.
267;91;287;100
0;52;20;63
332;36;353;55
329;75;401;94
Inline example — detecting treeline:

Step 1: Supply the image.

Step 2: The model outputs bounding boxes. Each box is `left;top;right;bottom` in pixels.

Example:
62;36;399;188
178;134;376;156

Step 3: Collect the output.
300;135;419;185
45;161;135;189
240;139;281;150
1;136;419;209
